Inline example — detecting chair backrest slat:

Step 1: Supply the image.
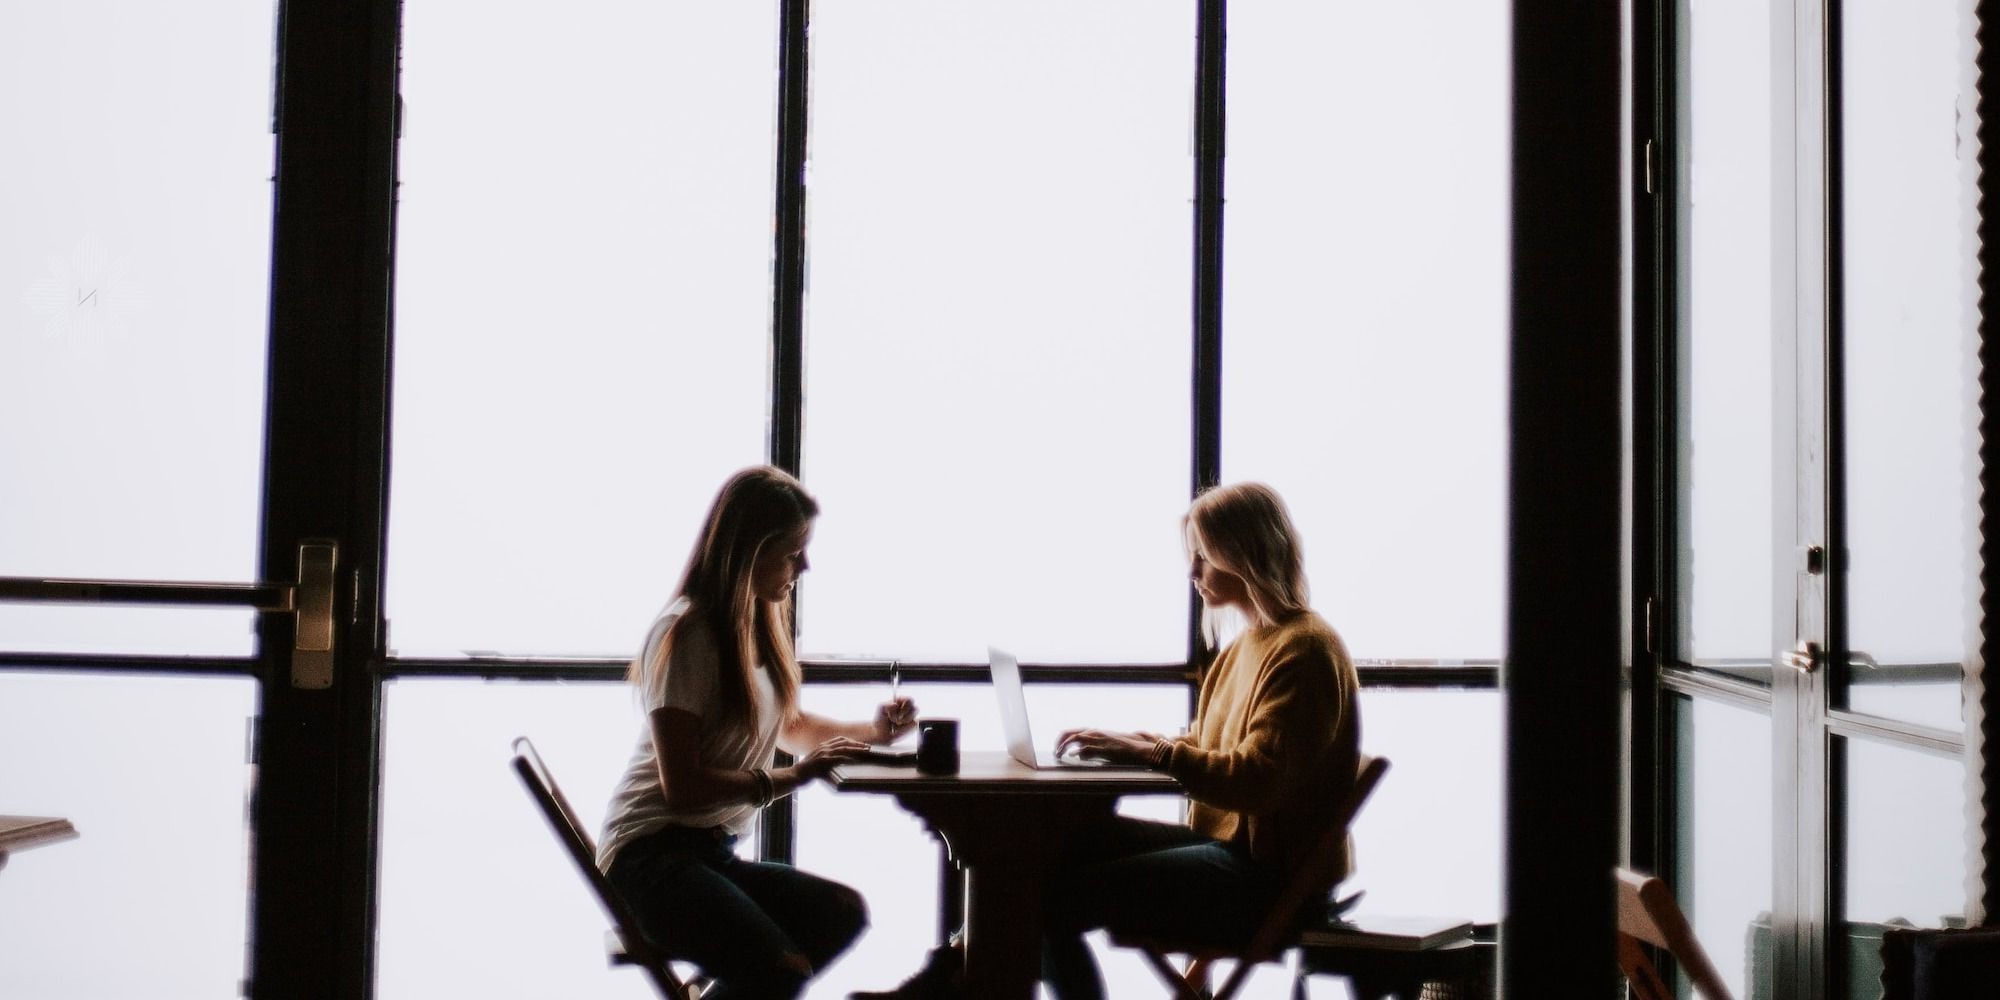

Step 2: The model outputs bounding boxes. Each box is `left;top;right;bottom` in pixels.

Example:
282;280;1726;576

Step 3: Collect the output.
1208;756;1391;1000
1241;755;1390;963
1614;868;1735;1000
512;737;692;1000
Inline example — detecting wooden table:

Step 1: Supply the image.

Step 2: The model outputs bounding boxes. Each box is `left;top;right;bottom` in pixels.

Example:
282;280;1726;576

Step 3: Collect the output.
0;815;78;872
831;752;1180;1000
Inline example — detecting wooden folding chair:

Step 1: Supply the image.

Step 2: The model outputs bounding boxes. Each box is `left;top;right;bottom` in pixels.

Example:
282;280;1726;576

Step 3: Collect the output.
511;736;707;1000
1112;755;1391;1000
1615;867;1733;1000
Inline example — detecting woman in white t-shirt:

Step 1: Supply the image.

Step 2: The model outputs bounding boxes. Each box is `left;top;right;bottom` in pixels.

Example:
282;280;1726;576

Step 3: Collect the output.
599;466;916;999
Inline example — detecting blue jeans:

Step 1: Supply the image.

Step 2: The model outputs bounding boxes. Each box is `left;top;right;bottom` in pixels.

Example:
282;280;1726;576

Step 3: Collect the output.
1041;817;1285;1000
606;825;868;1000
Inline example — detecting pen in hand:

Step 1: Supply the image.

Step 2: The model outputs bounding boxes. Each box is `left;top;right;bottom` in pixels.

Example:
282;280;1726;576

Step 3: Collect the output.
882;660;916;739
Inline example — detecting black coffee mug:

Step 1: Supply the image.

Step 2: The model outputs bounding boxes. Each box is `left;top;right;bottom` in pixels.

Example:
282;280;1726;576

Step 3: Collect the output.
916;718;960;775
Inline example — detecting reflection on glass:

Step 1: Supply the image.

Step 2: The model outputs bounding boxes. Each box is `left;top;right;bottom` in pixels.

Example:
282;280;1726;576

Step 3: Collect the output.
1837;0;1976;731
0;3;273;655
377;679;680;1000
798;0;1194;663
1673;695;1773;1000
1221;1;1509;662
1840;737;1969;994
1681;0;1775;674
0;672;255;999
387;0;773;658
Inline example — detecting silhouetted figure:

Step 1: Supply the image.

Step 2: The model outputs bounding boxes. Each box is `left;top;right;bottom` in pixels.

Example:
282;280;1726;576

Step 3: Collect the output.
598;466;917;1000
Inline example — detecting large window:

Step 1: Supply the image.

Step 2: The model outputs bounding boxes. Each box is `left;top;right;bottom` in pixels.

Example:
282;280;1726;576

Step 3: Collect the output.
798;0;1195;664
1837;0;1977;731
0;1;274;656
0;673;256;1000
385;0;777;659
1662;0;1982;997
1221;1;1509;662
2;3;1753;999
1678;0;1775;677
374;2;1511;997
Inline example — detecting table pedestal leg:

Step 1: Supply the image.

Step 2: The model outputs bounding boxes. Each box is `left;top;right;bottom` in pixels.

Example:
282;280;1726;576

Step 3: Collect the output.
903;796;1114;1000
961;860;1048;1000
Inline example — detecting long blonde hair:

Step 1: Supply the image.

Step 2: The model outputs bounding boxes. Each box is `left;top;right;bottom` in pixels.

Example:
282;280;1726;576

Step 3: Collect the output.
1184;482;1311;646
632;466;817;732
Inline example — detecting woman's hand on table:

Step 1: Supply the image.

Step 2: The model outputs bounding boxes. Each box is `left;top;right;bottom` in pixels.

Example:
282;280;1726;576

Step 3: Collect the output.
794;736;870;782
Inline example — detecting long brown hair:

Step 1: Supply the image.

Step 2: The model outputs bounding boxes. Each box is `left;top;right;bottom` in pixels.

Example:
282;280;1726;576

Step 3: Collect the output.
632;466;818;732
1184;481;1311;646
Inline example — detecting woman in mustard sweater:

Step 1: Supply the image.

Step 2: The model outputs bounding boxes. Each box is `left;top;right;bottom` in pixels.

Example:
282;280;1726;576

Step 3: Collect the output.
1041;482;1363;1000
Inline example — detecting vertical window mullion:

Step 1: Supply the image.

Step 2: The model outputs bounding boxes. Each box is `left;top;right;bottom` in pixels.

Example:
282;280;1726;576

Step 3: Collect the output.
1190;0;1225;673
764;0;811;867
772;0;810;476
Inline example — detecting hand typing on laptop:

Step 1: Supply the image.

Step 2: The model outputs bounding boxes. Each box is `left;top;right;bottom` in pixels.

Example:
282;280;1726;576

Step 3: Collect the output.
988;648;1153;770
1053;727;1175;767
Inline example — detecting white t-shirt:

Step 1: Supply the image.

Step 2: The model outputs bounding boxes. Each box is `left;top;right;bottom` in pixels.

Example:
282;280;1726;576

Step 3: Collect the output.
596;598;783;870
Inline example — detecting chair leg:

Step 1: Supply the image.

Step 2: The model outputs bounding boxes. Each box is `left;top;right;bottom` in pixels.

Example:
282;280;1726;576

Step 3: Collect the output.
1139;949;1211;1000
1210;959;1257;1000
1185;957;1212;993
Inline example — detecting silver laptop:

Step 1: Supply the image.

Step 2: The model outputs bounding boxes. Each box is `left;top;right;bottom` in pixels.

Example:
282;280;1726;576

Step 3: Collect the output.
988;647;1146;770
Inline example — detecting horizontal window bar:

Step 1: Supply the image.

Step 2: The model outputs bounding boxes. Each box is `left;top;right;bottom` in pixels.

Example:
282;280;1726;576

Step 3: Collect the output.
0;652;258;677
376;655;1497;688
0;576;291;610
1684;657;1964;685
1660;664;1775;712
2;651;1501;691
1827;709;1964;758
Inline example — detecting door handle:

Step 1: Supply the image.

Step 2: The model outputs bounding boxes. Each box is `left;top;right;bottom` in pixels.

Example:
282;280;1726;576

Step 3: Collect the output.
290;542;337;690
1783;640;1821;674
0;541;340;690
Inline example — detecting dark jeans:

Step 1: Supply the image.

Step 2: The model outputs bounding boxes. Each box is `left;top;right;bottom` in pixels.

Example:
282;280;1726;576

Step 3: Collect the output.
606;825;868;1000
1041;817;1285;1000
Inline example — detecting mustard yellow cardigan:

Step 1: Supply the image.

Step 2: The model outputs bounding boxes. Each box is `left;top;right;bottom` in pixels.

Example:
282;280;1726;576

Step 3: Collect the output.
1163;610;1362;878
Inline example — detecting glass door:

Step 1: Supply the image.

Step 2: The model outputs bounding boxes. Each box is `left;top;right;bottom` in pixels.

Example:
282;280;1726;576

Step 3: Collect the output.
1823;0;1979;992
1664;1;1980;998
0;4;283;997
1;3;401;1000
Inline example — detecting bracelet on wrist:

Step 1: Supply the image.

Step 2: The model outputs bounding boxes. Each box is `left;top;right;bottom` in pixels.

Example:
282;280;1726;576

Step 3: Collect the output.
1150;739;1174;771
750;767;776;807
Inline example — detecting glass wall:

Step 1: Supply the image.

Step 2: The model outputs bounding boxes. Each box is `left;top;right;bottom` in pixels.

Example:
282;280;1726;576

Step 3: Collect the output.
798;0;1195;664
1837;0;1979;731
375;679;683;1000
1839;736;1970;997
0;1;273;655
386;0;777;659
0;672;256;1000
1674;695;1774;1000
1344;690;1503;924
1679;0;1775;679
1222;0;1508;662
